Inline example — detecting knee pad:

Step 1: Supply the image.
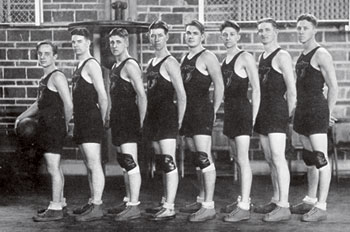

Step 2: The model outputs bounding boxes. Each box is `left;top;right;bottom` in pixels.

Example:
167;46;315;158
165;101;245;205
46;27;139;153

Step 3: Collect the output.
117;153;137;172
194;152;211;170
156;154;177;173
302;149;314;166
313;151;328;169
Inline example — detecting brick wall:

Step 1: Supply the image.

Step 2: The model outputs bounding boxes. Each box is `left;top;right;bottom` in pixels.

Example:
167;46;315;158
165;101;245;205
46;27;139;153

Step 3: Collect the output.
1;0;350;162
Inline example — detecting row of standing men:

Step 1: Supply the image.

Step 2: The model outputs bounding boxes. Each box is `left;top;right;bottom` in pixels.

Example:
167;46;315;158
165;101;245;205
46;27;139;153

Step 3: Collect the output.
16;13;338;223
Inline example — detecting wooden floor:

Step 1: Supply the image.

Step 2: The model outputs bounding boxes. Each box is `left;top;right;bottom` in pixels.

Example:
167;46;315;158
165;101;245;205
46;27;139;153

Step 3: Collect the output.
1;174;350;232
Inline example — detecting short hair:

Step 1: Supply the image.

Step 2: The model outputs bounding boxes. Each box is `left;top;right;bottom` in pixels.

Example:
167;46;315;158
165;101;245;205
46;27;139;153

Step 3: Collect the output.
220;20;240;32
108;28;129;39
185;19;205;34
297;14;318;27
36;40;58;55
148;20;169;34
257;18;278;29
70;27;91;40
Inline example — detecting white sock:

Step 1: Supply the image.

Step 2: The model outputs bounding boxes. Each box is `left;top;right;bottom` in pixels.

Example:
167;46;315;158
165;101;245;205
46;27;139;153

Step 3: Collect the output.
271;197;279;204
126;201;140;206
196;196;204;203
163;202;174;210
123;197;130;203
48;201;63;210
161;196;166;204
238;201;250;210
201;201;215;209
91;199;103;205
315;202;327;211
276;201;290;208
303;196;317;205
61;197;67;207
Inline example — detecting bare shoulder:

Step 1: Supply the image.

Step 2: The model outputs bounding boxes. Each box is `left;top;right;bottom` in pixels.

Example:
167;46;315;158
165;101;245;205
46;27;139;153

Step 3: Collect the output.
315;47;332;61
85;58;101;70
164;55;180;67
51;71;67;83
124;58;140;71
240;51;255;62
275;49;292;64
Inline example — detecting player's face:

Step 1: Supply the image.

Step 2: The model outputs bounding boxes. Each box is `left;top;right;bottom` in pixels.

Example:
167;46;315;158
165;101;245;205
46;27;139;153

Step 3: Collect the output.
185;25;204;48
109;35;128;57
37;44;57;68
71;35;90;55
257;22;277;45
149;28;168;51
296;20;316;44
221;27;240;48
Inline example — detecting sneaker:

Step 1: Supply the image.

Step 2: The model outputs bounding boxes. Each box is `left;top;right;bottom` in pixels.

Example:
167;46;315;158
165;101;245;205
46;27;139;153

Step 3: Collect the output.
290;202;314;214
254;202;277;214
148;207;176;221
188;207;216;222
33;209;63;222
223;207;250;222
179;202;202;214
114;205;141;221
301;207;327;222
38;206;68;217
263;206;291;222
145;204;163;214
75;204;104;222
72;203;93;215
107;202;127;215
220;201;238;213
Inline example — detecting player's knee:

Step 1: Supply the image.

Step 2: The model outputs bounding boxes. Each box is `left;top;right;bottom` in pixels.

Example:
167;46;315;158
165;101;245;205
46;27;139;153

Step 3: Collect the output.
313;151;328;169
194;152;215;173
302;149;314;167
117;153;138;173
156;154;177;173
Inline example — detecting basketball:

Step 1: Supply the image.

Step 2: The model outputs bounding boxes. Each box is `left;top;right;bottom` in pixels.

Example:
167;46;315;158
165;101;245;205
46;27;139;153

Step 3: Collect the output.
16;117;38;142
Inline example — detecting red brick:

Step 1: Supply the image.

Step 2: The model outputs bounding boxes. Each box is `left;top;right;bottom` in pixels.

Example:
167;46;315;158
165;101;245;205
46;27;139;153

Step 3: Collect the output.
0;49;6;59
325;31;346;42
168;33;182;44
4;87;25;98
150;7;171;12
27;87;38;98
43;12;52;22
30;30;52;41
137;0;159;5
76;11;98;22
161;14;183;25
0;61;15;66
52;11;74;22
7;49;29;60
160;0;182;5
43;4;59;9
60;4;83;9
4;68;26;79
0;42;15;48
0;31;5;41
7;30;29;41
173;7;195;12
27;68;43;79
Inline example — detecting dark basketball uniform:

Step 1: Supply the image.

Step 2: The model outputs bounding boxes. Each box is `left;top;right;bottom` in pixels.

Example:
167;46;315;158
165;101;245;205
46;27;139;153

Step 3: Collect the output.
110;58;141;146
37;70;67;154
180;50;214;137
254;48;289;135
222;51;252;139
143;55;178;141
72;58;104;144
293;46;329;136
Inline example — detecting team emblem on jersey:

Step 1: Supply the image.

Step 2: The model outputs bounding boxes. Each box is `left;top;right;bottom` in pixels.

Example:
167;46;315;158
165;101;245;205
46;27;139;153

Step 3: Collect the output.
146;71;159;89
181;65;195;83
109;71;118;91
37;80;46;100
259;66;271;84
296;60;308;80
222;70;234;87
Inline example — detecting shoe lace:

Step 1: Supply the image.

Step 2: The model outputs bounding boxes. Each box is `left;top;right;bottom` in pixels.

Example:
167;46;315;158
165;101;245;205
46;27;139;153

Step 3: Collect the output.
228;207;240;216
306;207;318;216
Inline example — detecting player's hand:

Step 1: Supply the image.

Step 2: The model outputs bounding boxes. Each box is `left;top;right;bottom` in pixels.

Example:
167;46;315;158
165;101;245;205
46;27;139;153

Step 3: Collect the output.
329;115;337;126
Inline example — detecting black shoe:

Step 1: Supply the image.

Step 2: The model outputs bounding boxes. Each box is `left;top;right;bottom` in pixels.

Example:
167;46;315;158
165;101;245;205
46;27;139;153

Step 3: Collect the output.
145;204;163;214
290;202;314;214
148;207;176;221
72;203;93;215
33;209;63;222
107;202;127;215
38;206;68;216
254;202;277;214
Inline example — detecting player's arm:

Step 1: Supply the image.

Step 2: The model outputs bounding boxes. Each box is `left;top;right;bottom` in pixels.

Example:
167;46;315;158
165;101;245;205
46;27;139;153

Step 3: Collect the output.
316;48;338;117
85;60;108;125
276;51;296;117
52;72;73;131
203;51;224;116
165;57;187;129
126;60;148;128
242;52;260;125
